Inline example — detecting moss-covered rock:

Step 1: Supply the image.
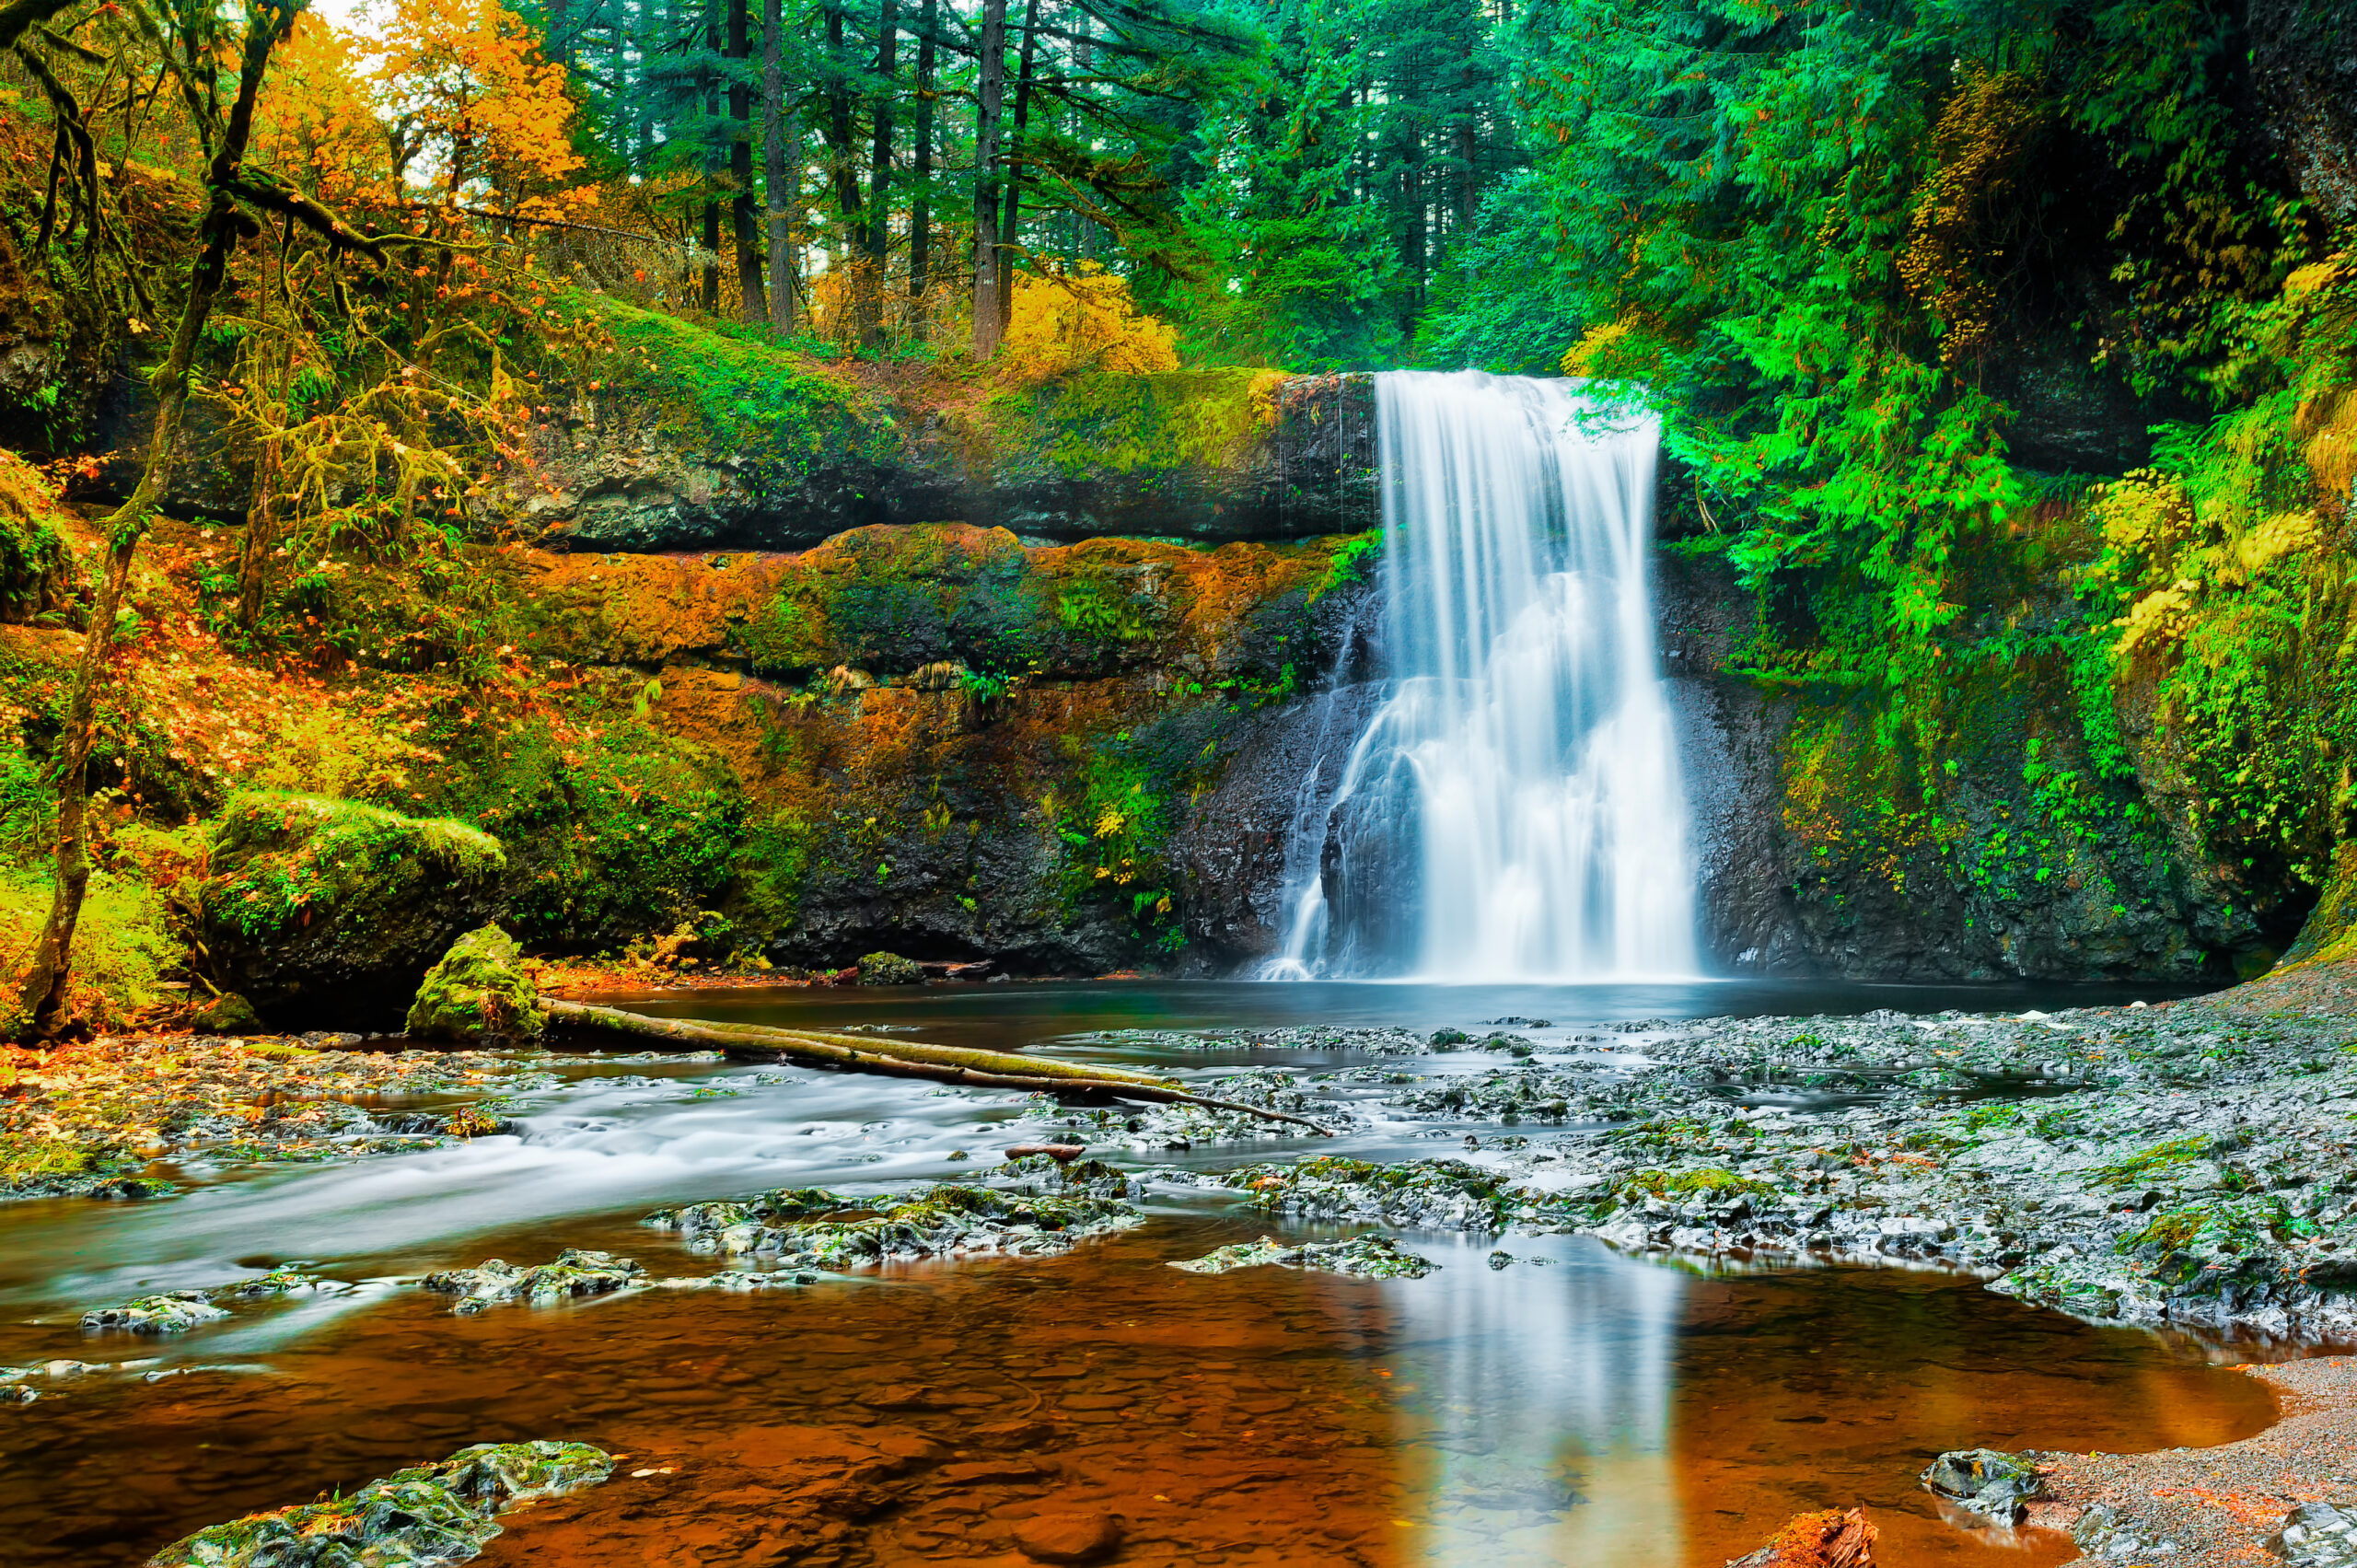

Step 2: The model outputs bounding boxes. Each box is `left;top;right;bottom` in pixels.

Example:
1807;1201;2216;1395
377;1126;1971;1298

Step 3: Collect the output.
80;1291;228;1334
420;1249;644;1314
0;450;74;625
187;992;262;1035
407;924;544;1042
641;1182;1140;1267
856;950;923;985
1168;1233;1437;1279
145;1439;614;1567
500;312;1376;552
196;794;506;1028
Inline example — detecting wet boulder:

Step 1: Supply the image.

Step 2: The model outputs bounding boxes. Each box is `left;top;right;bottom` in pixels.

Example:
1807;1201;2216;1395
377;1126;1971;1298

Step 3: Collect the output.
186;992;262;1035
197;794;506;1031
406;924;545;1043
80;1291;229;1334
856;950;923;985
1921;1448;2044;1524
2273;1501;2357;1567
421;1249;644;1314
1169;1233;1436;1280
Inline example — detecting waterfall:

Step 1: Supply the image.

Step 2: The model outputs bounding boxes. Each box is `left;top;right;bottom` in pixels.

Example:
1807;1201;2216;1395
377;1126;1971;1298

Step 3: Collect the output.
1263;371;1696;981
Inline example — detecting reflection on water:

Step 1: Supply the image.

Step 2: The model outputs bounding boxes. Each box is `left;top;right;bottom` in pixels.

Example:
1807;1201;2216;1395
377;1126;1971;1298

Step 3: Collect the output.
0;986;2279;1566
1385;1236;1683;1568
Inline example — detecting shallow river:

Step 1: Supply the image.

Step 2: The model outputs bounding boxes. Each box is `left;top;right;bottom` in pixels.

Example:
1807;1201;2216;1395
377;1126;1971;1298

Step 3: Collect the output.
0;980;2279;1566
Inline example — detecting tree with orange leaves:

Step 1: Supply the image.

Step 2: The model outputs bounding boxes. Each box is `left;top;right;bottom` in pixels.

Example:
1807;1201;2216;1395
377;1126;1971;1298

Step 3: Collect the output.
351;0;583;213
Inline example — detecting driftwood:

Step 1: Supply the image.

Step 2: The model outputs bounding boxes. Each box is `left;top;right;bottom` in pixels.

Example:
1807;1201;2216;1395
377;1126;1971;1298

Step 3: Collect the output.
1727;1508;1876;1568
540;1000;1332;1136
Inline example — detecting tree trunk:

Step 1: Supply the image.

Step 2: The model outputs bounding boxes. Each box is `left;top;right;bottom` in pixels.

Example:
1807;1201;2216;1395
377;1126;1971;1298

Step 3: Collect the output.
540;1001;1335;1133
971;0;1007;358
15;5;289;1038
995;0;1041;335
236;434;282;630
824;2;862;226
862;0;896;347
699;7;720;312
762;0;795;335
908;0;935;324
729;0;761;320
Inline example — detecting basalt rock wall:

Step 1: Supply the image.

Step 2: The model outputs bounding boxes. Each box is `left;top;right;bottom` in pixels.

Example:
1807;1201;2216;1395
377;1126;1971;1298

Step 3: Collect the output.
503;369;1379;553
1655;554;2283;982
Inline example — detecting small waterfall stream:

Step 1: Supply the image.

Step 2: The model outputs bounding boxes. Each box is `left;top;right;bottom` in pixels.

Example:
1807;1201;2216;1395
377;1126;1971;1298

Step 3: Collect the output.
1264;371;1697;981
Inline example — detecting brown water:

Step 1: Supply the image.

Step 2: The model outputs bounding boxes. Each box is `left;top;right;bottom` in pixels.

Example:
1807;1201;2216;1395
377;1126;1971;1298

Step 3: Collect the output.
0;1209;2275;1567
0;983;2283;1565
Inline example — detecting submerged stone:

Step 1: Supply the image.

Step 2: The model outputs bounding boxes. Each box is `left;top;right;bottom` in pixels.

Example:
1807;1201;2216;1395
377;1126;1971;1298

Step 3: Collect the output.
81;1292;231;1335
1169;1233;1437;1280
657;1269;821;1291
145;1438;612;1566
1012;1509;1123;1564
220;1270;338;1298
420;1249;644;1314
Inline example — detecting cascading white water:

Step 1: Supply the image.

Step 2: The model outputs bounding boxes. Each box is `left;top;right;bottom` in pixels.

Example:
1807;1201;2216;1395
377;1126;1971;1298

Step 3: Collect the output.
1263;371;1696;981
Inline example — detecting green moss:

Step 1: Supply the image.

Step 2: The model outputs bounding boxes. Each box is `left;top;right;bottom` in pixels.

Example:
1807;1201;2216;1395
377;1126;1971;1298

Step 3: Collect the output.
408;924;544;1041
993;367;1282;478
146;1440;614;1567
1307;530;1381;604
1619;1167;1774;1202
453;720;742;949
734;809;812;935
0;1135;99;1181
855;950;922;985
203;793;505;943
597;299;896;475
734;524;1049;677
0;865;180;1034
2096;1134;2216;1190
2124;1209;2212;1251
0;454;71;624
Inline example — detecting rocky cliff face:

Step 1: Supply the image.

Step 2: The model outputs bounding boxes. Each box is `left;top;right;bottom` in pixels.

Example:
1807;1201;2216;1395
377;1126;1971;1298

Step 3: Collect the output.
502;368;1379;553
1656;554;2284;982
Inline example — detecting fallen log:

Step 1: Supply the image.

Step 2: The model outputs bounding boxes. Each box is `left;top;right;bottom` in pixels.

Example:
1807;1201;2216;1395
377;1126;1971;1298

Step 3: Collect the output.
540;1000;1332;1136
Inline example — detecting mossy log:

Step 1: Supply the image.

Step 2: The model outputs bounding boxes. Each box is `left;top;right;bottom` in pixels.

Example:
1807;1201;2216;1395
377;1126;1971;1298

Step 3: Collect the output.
540;999;1332;1135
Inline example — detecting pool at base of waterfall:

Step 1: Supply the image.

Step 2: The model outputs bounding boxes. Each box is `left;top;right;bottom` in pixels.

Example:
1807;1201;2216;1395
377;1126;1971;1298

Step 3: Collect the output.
0;981;2267;1568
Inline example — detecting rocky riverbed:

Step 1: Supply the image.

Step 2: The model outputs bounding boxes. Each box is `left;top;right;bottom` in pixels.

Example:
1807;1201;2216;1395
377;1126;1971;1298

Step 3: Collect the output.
0;1033;560;1200
1053;967;2357;1344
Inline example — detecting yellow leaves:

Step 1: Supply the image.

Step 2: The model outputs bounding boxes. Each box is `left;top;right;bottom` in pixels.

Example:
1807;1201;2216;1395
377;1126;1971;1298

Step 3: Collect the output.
2234;510;2320;579
1000;263;1179;385
1093;807;1127;839
2092;468;2195;560
2118;584;2197;658
348;0;583;201
1561;317;1636;377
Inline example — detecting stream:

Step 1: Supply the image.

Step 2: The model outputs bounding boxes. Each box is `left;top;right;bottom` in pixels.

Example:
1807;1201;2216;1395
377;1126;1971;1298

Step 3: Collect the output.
0;981;2280;1566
